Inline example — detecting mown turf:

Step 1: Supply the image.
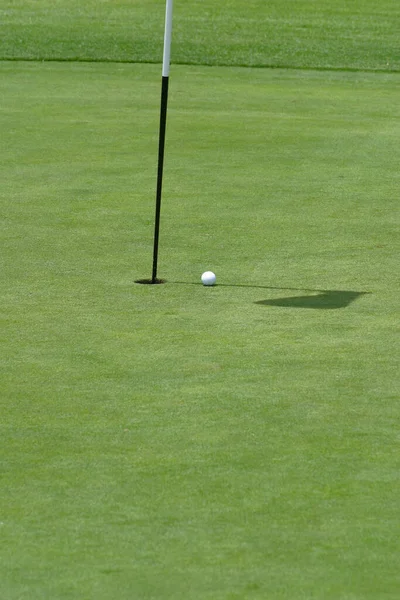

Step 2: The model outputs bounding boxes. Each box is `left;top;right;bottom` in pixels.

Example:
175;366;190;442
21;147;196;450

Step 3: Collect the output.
1;0;400;598
0;0;400;70
1;59;399;599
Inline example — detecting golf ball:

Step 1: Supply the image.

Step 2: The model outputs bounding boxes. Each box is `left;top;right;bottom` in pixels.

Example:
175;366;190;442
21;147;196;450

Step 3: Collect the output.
201;271;216;286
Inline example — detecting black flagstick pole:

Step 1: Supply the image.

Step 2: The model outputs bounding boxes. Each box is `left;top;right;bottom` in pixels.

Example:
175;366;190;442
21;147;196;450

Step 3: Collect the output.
151;0;173;283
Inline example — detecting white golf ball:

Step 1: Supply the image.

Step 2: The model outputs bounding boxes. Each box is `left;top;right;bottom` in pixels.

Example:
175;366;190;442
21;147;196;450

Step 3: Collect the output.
201;271;216;286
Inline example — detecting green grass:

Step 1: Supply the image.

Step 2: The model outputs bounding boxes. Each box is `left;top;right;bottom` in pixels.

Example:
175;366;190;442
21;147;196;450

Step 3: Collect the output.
1;60;399;599
0;0;400;70
1;0;400;598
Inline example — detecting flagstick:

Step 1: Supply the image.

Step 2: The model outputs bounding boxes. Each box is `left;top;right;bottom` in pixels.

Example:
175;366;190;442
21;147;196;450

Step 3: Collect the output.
151;0;173;283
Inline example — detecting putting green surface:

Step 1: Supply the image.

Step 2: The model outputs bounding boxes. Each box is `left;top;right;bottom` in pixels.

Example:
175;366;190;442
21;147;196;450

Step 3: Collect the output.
1;60;399;599
1;0;400;597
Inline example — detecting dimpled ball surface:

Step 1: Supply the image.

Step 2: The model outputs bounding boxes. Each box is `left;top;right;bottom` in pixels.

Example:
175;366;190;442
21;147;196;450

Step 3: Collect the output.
201;271;216;286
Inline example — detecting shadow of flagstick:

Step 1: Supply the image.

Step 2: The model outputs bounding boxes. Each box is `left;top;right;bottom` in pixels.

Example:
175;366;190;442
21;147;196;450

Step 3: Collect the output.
256;291;368;310
168;282;369;310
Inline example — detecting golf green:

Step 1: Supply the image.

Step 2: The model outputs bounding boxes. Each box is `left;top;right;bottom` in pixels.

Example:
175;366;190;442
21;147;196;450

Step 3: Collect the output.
1;0;399;596
1;60;399;599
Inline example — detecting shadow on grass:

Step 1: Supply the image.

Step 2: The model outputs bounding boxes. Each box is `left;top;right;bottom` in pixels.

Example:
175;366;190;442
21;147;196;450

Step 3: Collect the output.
256;290;368;310
169;281;369;310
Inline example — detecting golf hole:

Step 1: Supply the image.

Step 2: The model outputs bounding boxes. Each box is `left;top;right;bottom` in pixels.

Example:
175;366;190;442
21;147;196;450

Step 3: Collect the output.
135;278;167;285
